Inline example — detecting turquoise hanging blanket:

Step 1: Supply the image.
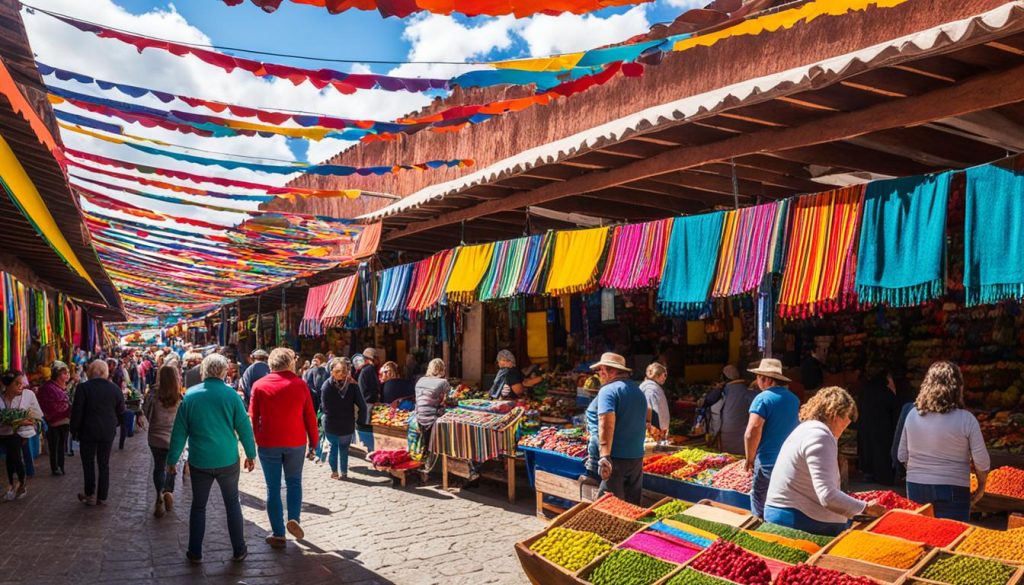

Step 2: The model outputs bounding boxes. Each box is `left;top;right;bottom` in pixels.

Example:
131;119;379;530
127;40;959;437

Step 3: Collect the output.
657;212;725;316
855;173;951;307
964;163;1024;306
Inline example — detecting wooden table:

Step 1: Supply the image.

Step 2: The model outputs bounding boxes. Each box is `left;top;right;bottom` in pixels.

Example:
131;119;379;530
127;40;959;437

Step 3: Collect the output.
441;454;521;503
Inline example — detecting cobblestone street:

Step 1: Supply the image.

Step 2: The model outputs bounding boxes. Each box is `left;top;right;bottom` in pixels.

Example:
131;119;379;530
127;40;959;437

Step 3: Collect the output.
0;435;541;585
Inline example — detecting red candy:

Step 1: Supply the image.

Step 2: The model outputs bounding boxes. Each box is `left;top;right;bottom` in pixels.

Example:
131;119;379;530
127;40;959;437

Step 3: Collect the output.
775;564;878;585
850;490;920;511
869;512;967;548
689;540;771;585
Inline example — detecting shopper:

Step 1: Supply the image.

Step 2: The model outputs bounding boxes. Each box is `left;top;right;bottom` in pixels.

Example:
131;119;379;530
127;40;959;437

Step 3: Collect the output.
856;365;901;485
414;358;451;458
380;361;415;403
249;348;318;549
712;365;759;455
167;353;256;563
489;349;526;399
0;369;43;500
142;364;181;518
70;360;125;506
182;352;203;389
356;348;380;451
302;353;329;411
639;362;670;441
320;357;370;479
37;361;72;476
238;349;270;408
744;358;800;519
897;361;990;521
765;387;885;536
589;353;649;505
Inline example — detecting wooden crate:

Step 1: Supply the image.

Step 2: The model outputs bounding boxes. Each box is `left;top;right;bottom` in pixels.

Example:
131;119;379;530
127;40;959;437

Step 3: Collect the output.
372;424;408;453
535;470;597;519
977;492;1024;514
898;548;1024;585
514;504;594;585
808;529;930;584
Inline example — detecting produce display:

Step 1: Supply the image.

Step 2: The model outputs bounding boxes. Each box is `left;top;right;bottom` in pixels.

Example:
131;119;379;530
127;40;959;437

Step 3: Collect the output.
671;454;737;481
868;511;967;548
918;553;1016;585
754;522;833;547
648;500;693;520
773;564;878;585
668;514;739;540
726;530;809;564
591;494;650;521
562;508;642;544
710;460;753;493
643;455;690;476
666;568;738;585
827;530;926;569
370;403;412;428
688;540;772;585
517;426;588;458
587;549;676;585
849;490;920;511
445;382;483;406
680;503;750;528
528;527;612;572
620;531;702;565
649;520;715;549
985;466;1024;498
742;530;820;555
978;411;1024;452
521;395;578;420
956;526;1024;562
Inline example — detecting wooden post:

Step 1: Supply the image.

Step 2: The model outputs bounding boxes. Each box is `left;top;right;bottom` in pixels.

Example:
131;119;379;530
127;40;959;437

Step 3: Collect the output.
442;454;449;491
507;457;516;504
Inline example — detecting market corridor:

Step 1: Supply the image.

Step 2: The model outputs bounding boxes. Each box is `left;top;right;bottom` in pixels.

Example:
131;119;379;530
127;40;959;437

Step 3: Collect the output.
0;437;540;585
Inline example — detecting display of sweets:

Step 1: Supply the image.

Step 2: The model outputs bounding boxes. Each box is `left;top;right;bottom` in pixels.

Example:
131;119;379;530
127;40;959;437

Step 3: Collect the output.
562;508;642;544
742;529;820;555
648;520;714;549
985;466;1024;499
517;426;588;458
773;564;879;585
648;500;693;520
666;568;738;585
754;522;833;547
688;540;772;585
643;454;690;476
679;503;750;528
918;553;1016;585
591;494;650;520
956;526;1024;562
710;460;753;493
726;530;810;564
849;490;920;511
620;531;702;565
668;514;739;540
670;454;737;480
868;511;967;548
370;403;412;428
587;549;676;585
827;530;926;569
528;527;612;572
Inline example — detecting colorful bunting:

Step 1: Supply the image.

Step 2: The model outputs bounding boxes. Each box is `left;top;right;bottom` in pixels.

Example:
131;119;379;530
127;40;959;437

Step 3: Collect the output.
222;0;650;18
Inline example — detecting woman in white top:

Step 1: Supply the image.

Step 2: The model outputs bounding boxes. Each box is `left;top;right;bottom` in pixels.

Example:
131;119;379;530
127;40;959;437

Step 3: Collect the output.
898;361;989;521
765;386;885;536
639;363;670;441
0;369;44;501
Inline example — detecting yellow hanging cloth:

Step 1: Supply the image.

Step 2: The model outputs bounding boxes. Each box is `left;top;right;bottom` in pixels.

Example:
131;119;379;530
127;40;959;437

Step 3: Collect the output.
544;227;609;296
444;243;494;304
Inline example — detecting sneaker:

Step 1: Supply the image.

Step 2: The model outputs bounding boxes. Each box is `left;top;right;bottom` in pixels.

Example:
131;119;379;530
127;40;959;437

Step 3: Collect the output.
15;486;26;500
231;547;248;562
162;491;174;511
185;551;202;565
286;519;305;540
265;535;286;549
77;493;96;506
154;497;165;518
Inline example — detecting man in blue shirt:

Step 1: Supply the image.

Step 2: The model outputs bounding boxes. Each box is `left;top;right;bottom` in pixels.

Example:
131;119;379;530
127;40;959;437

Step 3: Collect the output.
589;352;650;504
744;358;800;519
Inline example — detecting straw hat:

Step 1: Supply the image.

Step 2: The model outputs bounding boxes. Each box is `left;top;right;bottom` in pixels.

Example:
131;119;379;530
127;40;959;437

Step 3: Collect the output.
748;358;791;383
589;352;632;373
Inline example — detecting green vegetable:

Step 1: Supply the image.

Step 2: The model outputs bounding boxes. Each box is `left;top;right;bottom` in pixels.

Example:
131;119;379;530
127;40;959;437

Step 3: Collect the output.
651;500;693;520
588;550;675;585
726;531;810;564
669;514;739;540
919;554;1014;585
754;522;833;547
529;527;612;572
666;568;739;585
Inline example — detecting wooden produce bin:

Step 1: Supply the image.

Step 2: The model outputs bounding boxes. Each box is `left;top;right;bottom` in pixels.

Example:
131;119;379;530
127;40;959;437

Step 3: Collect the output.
808;529;931;584
534;469;600;519
977;492;1024;514
897;549;1024;585
514;502;595;585
372;424;409;453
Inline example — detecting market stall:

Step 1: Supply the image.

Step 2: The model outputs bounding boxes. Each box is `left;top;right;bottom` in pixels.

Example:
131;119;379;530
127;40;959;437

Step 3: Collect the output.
432;400;525;502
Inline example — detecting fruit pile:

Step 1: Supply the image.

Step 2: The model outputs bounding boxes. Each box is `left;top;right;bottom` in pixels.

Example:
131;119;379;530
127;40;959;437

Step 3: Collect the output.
726;530;810;564
688;540;772;585
869;511;967;547
528;527;612;572
986;466;1024;499
827;530;925;569
666;568;739;585
591;494;650;520
620;531;702;565
849;490;920;511
649;500;693;520
754;523;833;547
587;549;676;585
710;460;753;493
562;508;642;544
671;454;737;480
918;553;1015;585
517;426;588;458
370;404;412;428
643;455;690;476
773;564;878;584
956;526;1024;562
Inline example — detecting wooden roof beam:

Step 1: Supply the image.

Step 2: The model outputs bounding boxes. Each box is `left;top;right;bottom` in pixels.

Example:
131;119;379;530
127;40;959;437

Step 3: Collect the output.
384;63;1024;242
927;110;1024;152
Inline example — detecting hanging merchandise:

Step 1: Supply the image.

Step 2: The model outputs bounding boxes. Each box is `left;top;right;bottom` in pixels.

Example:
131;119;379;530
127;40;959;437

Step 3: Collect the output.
545;227;609;297
320;274;360;329
964;162;1024;306
711;202;782;298
376;264;414;323
855;173;951;307
445;243;495;305
477;233;555;301
657;212;726;317
406;249;457;317
599;218;672;291
432;407;524;462
777;186;864;318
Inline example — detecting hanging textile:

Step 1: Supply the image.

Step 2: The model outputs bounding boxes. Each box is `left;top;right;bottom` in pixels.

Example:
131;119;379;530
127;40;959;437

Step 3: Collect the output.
299;282;332;336
767;198;791;275
544;227;609;296
777;186;864;318
320;274;359;329
855;173;951;307
477;233;553;301
599;219;672;291
406;249;458;317
431;407;524;462
964;163;1024;306
657;212;726;317
445;243;495;305
376;264;414;323
711;202;781;297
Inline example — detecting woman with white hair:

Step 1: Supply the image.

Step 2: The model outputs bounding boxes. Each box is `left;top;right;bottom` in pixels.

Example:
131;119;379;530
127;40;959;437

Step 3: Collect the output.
639;363;670;441
414;358;451;457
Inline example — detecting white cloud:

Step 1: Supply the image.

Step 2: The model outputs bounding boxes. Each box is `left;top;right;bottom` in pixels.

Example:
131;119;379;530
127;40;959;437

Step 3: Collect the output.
515;6;651;56
662;0;707;9
388;13;519;79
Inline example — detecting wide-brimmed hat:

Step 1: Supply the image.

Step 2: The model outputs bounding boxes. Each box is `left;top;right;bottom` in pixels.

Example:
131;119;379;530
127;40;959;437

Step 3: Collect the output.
590;352;632;373
748;358;791;383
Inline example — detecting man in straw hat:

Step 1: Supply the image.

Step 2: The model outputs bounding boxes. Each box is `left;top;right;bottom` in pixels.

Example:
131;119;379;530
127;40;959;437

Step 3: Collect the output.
585;352;650;505
744;358;800;519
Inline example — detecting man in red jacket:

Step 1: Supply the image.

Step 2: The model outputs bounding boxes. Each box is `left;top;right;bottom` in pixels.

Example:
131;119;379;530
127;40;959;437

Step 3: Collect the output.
249;348;318;549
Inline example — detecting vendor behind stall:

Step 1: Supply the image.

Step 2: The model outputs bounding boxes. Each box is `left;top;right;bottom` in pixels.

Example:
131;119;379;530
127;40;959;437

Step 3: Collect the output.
585;353;650;505
711;365;758;455
765;386;885;536
488;350;526;400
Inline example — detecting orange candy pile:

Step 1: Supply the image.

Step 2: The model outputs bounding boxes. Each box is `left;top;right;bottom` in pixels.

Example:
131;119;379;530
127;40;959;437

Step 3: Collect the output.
828;531;926;569
957;527;1024;562
986;466;1024;499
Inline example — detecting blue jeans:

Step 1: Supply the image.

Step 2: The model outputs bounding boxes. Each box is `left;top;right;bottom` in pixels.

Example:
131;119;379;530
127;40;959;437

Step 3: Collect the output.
764;505;849;536
188;462;245;559
357;429;375;452
906;482;971;521
750;461;774;519
258;446;306;537
325;433;353;474
150;446;176;496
